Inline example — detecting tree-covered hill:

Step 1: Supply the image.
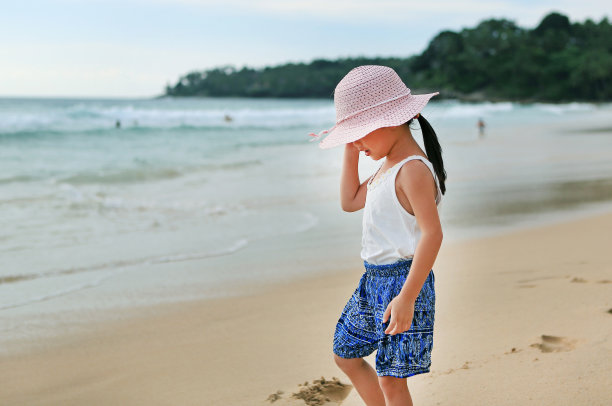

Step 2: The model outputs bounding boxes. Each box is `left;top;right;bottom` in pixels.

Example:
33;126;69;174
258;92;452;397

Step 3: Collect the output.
163;12;611;102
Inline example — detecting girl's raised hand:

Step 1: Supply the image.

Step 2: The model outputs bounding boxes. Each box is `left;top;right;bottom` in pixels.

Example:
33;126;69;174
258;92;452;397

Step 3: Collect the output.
345;142;359;154
382;295;415;335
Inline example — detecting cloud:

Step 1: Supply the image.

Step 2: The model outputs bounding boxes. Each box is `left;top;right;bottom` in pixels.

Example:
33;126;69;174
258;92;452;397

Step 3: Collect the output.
146;0;610;25
152;0;514;18
4;0;609;96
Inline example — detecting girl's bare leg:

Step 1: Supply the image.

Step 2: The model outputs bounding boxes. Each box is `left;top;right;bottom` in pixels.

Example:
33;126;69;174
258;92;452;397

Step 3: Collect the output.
378;376;413;406
333;354;385;406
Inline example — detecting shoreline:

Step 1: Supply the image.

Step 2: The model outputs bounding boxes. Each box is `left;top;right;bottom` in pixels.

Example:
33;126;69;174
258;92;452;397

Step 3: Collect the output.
2;208;611;405
2;197;612;356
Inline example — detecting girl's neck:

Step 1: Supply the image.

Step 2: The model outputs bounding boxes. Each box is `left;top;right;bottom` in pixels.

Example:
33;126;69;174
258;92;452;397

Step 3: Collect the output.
383;138;426;166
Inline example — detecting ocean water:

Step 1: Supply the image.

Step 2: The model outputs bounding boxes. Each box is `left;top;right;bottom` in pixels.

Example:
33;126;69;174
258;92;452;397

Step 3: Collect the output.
1;97;611;353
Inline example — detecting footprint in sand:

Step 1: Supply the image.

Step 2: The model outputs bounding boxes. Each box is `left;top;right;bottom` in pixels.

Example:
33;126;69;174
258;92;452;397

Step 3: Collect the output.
432;361;473;376
267;390;285;402
517;276;559;284
267;376;352;405
570;277;612;284
530;335;577;353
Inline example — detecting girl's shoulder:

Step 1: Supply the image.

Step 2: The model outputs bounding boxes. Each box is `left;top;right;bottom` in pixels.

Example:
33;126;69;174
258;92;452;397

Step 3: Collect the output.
393;155;434;179
398;155;432;171
396;156;434;183
395;156;441;202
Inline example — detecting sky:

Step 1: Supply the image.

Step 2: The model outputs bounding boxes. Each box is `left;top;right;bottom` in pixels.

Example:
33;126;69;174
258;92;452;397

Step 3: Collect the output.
0;0;609;98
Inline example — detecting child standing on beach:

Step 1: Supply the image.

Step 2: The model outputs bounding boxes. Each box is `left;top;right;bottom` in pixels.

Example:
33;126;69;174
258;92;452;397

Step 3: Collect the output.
309;65;446;406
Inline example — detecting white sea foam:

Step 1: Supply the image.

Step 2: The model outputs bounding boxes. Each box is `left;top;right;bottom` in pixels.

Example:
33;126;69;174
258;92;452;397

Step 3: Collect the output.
0;98;335;134
0;238;250;310
0;269;124;310
434;101;515;118
534;102;596;115
295;211;319;233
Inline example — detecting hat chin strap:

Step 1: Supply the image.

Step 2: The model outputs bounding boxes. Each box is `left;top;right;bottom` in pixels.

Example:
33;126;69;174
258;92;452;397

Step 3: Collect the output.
308;129;329;141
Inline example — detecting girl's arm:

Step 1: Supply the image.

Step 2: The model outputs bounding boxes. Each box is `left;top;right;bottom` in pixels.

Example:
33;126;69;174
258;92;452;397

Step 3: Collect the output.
382;162;443;335
397;162;443;301
340;144;370;212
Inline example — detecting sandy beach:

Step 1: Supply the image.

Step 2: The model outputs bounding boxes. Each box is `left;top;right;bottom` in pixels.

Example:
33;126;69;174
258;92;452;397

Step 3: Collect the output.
2;208;611;405
2;3;612;404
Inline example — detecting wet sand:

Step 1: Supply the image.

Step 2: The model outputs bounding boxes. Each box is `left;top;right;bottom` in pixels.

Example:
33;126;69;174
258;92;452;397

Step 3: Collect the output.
1;210;611;405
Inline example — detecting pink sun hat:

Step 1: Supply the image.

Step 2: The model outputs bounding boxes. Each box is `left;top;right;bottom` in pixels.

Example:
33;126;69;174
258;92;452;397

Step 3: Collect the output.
309;65;439;149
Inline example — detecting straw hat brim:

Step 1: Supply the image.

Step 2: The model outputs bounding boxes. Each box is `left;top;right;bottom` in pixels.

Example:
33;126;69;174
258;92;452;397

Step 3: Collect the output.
318;91;439;149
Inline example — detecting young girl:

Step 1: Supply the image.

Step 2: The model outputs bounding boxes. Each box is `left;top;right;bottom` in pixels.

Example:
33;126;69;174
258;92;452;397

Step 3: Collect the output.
309;65;446;406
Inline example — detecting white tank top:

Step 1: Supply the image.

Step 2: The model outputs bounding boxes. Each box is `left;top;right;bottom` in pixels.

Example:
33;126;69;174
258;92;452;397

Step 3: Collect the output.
360;155;443;265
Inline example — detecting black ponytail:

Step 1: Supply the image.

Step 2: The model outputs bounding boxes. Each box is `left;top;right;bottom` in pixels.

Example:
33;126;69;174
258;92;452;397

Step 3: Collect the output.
407;115;447;195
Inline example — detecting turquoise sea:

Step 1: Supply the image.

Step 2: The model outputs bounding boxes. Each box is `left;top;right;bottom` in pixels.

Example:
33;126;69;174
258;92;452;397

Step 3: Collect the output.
1;97;611;352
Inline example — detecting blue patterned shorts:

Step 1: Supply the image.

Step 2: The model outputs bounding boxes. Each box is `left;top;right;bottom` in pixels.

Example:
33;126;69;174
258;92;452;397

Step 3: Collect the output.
333;258;435;378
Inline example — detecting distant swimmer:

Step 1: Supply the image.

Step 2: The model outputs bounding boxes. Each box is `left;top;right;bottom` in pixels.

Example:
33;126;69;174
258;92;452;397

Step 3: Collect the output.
224;114;233;123
115;119;121;129
477;118;485;138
